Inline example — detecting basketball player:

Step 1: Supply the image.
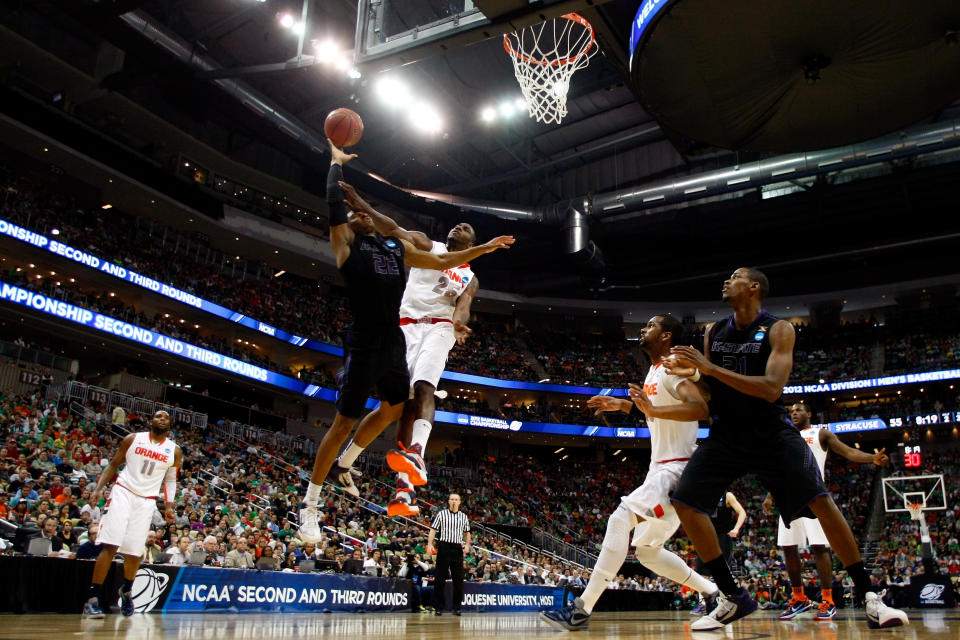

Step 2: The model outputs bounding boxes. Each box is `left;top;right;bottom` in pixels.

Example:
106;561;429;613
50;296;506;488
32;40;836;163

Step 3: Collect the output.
540;315;719;632
767;402;889;621
333;182;480;516
298;140;513;543
82;410;181;618
665;267;908;630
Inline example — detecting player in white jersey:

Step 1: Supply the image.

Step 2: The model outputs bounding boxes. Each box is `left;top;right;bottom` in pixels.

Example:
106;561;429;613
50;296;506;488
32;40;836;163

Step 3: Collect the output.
541;316;718;632
83;411;182;619
764;402;889;621
332;183;482;516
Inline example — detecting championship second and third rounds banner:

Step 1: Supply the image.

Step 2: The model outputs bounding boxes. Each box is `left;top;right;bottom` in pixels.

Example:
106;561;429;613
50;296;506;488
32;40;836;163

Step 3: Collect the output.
119;564;564;614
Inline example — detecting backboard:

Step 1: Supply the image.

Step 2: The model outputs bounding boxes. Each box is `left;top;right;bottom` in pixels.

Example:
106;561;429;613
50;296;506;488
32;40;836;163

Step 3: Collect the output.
354;0;601;72
882;474;947;513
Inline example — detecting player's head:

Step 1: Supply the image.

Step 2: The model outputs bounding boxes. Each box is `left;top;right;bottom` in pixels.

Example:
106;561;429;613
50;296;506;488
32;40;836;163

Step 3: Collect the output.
638;315;683;356
790;402;811;429
721;267;769;304
150;410;171;436
448;492;462;511
346;209;376;236
446;222;476;250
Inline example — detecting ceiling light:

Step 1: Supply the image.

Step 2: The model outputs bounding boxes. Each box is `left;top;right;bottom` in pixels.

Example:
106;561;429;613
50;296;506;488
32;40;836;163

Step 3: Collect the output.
273;270;286;278
498;101;516;117
554;448;564;454
101;204;112;210
612;450;621;456
278;13;295;29
313;39;338;60
514;97;527;111
290;22;305;36
376;77;411;107
480;107;496;123
50;228;59;235
347;68;362;79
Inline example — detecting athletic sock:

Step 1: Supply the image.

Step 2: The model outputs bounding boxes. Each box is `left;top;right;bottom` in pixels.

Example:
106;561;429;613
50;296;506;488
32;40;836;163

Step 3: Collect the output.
122;578;134;594
410;419;432;455
304;481;322;506
704;556;740;596
337;440;364;468
640;547;717;595
88;582;103;600
844;561;873;601
821;588;833;605
792;586;807;601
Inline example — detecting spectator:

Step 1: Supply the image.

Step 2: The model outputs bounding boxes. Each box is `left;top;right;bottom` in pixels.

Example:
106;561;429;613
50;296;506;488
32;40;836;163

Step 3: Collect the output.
224;537;256;569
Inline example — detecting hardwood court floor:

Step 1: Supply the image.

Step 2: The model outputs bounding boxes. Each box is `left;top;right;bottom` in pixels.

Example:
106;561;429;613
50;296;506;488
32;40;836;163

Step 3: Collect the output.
0;609;955;639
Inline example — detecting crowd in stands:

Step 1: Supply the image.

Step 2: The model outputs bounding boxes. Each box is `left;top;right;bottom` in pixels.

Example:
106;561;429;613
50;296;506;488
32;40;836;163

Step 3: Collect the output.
1;382;959;610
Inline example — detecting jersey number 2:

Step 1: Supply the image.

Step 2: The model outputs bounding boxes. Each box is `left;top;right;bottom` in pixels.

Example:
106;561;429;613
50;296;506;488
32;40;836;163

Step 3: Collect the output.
432;275;458;303
141;460;157;476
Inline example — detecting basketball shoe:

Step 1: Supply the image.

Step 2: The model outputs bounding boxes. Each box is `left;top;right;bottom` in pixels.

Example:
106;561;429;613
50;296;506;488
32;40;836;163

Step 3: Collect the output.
298;505;323;543
328;463;359;497
778;596;813;620
865;591;908;629
690;589;758;630
386;443;428;486
119;587;135;616
691;591;718;616
539;597;590;631
82;597;104;619
814;600;837;620
387;477;420;517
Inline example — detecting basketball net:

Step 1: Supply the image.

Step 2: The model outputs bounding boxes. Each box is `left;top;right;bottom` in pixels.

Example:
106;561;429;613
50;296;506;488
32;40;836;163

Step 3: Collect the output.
504;13;597;124
908;503;932;544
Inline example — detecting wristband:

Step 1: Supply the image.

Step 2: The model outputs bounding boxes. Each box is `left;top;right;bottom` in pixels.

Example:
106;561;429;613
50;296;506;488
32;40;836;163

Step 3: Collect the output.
690;369;701;383
327;164;348;226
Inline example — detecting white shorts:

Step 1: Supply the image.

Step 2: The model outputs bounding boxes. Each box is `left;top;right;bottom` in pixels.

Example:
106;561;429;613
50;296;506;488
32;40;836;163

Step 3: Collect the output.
621;461;685;548
98;484;159;555
401;321;456;389
777;516;830;548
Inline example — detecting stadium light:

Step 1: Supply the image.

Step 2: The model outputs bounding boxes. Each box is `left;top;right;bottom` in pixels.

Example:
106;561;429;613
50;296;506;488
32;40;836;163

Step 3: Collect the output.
50;228;59;235
290;22;305;36
480;107;497;123
278;13;295;28
410;102;443;134
554;447;564;454
498;101;516;117
101;204;112;209
376;77;411;107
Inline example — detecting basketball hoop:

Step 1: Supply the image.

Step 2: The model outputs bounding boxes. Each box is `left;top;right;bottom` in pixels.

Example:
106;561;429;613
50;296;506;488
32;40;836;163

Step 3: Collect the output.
504;13;597;124
907;502;925;522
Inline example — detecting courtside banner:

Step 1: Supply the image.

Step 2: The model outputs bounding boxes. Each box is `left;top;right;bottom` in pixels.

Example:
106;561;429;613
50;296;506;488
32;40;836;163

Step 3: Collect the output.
162;568;411;613
455;582;565;612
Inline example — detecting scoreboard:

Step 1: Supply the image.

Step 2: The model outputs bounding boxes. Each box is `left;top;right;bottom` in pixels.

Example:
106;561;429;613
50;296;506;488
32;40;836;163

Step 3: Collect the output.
903;445;923;468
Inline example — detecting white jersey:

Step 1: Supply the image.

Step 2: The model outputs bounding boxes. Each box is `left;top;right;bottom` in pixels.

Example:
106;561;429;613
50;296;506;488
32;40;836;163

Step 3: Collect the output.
643;362;698;464
799;426;828;476
115;431;177;498
399;241;474;321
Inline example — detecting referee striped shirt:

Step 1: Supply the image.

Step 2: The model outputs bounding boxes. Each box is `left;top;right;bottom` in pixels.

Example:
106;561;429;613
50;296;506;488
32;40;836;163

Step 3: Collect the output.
431;509;470;544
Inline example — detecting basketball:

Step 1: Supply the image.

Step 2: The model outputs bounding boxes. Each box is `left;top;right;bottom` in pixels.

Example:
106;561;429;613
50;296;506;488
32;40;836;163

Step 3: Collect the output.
324;108;363;147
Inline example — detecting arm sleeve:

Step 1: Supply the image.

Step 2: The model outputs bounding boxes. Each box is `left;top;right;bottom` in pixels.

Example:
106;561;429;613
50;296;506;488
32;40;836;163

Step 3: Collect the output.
327;163;348;227
163;467;177;503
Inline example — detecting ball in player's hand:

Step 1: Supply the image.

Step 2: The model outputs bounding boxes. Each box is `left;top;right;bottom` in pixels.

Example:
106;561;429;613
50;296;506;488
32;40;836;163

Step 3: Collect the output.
325;108;363;147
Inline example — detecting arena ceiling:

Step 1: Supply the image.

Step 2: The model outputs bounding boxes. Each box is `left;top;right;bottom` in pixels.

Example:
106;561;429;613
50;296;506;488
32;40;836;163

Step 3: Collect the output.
3;1;960;304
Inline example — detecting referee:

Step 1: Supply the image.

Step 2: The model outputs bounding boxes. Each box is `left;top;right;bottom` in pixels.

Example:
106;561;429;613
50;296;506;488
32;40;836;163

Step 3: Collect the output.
427;493;471;616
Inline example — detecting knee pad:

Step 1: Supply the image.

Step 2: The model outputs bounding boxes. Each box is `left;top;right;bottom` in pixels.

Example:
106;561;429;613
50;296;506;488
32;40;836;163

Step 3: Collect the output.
602;505;638;556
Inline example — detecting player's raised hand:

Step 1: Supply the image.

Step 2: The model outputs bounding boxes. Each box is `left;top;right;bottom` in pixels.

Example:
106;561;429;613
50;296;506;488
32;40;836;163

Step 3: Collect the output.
872;447;889;467
663;354;697;378
328;138;358;165
454;319;473;345
586;395;624;415
628;383;657;417
338;181;369;212
478;235;515;254
762;494;775;515
669;346;709;371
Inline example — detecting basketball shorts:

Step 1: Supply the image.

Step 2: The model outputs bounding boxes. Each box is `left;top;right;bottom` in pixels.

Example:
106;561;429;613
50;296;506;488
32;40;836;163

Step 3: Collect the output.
621;461;685;548
401;321;456;389
778;516;830;548
671;426;828;523
337;328;410;419
98;484;158;555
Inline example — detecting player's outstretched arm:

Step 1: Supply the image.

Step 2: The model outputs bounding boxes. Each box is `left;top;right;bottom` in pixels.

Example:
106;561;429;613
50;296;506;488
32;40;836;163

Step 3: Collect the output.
627;379;709;421
670;320;794;402
401;235;514;270
586;395;633;415
820;429;888;465
90;433;135;502
327;139;357;267
338;181;433;251
726;491;747;538
452;278;479;345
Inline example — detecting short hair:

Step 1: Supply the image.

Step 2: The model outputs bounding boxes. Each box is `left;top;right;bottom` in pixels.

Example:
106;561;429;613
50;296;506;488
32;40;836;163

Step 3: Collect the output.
743;267;770;300
658;315;684;347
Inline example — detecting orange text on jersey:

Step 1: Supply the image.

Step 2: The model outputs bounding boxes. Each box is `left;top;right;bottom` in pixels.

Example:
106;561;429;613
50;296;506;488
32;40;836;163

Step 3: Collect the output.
644;383;658;396
134;447;169;463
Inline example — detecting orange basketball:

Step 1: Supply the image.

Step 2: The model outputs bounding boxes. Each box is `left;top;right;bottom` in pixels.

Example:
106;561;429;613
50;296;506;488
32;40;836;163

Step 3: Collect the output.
324;108;363;147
